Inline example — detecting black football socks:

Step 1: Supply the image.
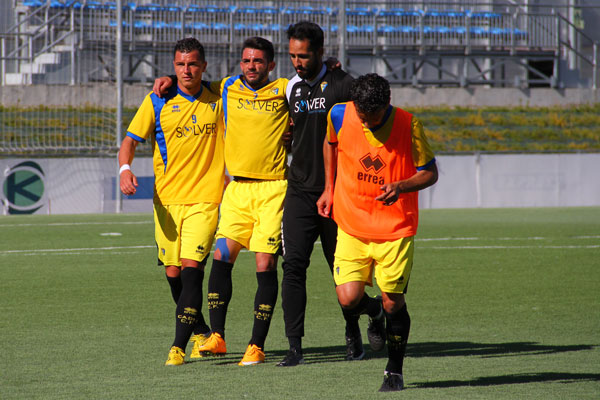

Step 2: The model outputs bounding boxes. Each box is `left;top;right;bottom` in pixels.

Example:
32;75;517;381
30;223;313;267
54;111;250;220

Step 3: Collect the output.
250;270;278;349
207;259;234;338
172;267;205;349
384;304;410;374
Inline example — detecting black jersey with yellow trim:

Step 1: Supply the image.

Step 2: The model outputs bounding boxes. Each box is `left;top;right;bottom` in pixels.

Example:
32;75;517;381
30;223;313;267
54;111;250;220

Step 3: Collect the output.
286;66;354;192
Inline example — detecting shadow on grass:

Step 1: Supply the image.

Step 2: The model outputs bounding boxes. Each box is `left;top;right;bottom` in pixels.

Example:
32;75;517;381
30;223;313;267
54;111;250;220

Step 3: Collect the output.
188;341;596;366
410;372;600;388
272;341;596;365
408;341;597;358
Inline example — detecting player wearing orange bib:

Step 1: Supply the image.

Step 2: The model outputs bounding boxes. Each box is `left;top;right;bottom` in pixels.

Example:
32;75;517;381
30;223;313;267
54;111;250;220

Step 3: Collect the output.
317;74;438;392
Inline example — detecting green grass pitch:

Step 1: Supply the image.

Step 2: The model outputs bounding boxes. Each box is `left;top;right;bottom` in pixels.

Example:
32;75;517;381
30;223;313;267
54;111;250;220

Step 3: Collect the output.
1;208;599;399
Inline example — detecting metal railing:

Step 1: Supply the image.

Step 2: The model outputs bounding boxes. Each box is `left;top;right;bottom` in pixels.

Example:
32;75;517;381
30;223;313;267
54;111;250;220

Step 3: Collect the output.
1;0;597;87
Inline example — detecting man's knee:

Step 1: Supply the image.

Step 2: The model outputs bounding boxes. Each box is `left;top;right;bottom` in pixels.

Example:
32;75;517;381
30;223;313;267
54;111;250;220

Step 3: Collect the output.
382;293;406;314
338;295;362;310
256;253;278;272
165;265;181;278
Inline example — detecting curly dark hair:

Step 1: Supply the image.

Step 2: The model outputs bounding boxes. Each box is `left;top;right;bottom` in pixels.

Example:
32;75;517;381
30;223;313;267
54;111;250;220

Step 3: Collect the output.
173;37;205;60
242;36;275;63
286;21;324;53
350;73;391;113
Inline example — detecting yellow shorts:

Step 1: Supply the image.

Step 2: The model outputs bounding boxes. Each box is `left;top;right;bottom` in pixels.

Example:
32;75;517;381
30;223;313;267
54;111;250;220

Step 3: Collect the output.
333;228;414;294
216;179;286;254
154;202;219;266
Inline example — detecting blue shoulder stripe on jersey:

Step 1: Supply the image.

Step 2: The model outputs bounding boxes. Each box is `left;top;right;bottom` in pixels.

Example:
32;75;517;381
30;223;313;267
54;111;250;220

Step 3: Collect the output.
417;157;437;171
221;75;241;133
150;91;171;173
329;103;346;137
126;131;145;143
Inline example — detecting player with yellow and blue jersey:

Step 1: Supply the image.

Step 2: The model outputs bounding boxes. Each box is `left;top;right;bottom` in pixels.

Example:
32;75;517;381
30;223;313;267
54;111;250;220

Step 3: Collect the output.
118;38;225;366
193;37;290;366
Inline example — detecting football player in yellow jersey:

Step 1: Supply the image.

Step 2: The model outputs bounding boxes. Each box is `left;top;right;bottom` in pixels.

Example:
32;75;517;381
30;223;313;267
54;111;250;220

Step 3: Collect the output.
153;37;288;365
192;37;288;366
118;38;225;366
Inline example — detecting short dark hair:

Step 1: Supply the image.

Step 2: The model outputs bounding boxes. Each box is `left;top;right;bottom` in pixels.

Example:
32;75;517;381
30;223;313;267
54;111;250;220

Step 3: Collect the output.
350;73;391;113
173;37;205;60
242;36;275;63
286;21;324;53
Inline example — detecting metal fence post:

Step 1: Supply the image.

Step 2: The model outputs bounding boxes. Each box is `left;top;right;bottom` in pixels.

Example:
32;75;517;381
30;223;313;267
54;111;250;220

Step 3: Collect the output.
338;0;346;67
116;0;123;213
1;37;5;86
593;42;598;90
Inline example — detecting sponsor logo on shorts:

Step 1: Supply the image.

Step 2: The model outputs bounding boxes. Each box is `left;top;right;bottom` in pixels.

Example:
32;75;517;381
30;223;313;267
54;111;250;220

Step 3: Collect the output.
267;237;277;247
336;266;340;275
196;245;205;254
161;248;166;255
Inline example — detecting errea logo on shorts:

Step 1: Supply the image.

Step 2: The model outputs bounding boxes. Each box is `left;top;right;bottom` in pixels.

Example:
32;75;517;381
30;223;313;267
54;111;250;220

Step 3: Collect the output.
267;237;277;247
196;245;205;254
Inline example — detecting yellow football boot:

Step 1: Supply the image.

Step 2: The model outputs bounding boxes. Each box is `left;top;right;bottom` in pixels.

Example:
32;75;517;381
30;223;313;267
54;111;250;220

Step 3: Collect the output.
238;344;265;366
165;346;185;366
190;333;210;359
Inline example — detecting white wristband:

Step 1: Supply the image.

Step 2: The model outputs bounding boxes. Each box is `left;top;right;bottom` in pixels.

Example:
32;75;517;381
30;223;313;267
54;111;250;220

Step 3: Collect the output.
119;164;131;174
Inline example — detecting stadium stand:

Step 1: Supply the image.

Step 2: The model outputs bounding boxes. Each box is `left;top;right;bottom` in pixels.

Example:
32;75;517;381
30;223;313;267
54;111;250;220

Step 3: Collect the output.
0;0;597;88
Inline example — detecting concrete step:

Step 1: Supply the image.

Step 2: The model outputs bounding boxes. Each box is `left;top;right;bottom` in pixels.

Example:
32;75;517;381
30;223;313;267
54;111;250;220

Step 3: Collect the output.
20;63;44;73
53;44;74;52
5;73;32;85
34;52;60;64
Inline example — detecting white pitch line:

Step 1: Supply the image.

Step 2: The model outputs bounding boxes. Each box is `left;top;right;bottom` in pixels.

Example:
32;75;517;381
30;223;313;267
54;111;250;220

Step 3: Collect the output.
0;221;152;228
0;245;155;255
419;236;600;242
0;246;233;257
2;241;598;257
421;245;600;250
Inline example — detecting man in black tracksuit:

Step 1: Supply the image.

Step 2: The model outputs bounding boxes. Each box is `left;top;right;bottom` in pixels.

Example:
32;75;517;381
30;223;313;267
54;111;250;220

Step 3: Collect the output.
278;21;386;366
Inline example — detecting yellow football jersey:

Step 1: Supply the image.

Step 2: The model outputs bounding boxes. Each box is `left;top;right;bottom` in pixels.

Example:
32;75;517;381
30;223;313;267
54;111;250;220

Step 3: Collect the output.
126;85;225;205
217;76;289;180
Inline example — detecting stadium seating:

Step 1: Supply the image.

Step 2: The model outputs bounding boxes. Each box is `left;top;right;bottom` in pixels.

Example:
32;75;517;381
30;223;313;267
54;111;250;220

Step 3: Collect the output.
13;0;542;61
9;0;574;87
